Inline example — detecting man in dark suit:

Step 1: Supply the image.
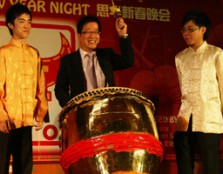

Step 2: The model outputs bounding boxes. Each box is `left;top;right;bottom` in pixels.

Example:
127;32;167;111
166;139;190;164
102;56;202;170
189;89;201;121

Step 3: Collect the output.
55;15;134;108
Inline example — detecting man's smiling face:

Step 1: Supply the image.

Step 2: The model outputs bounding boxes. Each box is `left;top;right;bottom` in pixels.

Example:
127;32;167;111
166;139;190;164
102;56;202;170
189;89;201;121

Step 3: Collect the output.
78;22;100;53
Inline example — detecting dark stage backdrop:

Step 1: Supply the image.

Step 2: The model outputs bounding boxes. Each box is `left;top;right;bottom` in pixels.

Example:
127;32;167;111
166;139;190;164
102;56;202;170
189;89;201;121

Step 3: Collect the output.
0;0;223;165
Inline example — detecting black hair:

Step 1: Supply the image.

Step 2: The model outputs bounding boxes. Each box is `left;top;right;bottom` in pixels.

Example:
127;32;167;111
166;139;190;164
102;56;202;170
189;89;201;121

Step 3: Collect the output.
77;15;101;34
5;3;32;36
181;10;211;40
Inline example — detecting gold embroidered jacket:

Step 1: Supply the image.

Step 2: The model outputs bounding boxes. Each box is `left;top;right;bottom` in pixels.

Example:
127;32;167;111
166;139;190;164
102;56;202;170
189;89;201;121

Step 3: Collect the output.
0;39;48;128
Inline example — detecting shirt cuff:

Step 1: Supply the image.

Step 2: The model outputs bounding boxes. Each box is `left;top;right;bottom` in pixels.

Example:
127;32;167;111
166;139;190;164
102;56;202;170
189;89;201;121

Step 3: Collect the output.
120;33;128;38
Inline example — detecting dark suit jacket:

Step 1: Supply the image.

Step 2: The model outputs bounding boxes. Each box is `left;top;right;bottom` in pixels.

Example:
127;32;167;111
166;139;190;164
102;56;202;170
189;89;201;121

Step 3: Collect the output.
54;37;134;107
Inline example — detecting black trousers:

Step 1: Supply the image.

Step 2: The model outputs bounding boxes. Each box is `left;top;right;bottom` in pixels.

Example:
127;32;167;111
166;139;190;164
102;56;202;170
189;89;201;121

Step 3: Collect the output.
174;117;222;174
0;126;33;174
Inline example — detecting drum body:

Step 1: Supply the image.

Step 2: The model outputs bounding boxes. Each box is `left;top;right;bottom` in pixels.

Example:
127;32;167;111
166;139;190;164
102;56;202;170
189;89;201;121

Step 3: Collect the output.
59;87;163;174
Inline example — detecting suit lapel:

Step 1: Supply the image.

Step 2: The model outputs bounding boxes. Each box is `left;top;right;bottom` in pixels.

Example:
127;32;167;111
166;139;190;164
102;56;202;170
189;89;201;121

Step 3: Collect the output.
72;50;86;89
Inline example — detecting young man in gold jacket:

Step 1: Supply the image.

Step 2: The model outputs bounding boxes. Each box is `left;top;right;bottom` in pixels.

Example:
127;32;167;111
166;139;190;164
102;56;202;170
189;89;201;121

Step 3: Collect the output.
0;3;48;174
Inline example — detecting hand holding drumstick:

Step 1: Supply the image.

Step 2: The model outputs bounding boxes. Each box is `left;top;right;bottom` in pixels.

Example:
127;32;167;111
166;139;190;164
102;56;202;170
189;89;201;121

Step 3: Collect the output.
116;17;128;38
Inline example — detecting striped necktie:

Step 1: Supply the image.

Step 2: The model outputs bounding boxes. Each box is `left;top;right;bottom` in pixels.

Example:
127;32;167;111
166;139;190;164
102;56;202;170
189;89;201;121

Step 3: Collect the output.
85;53;97;90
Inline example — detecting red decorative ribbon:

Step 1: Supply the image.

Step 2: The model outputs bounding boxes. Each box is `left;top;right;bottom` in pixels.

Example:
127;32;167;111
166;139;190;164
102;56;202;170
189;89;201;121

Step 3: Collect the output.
60;132;164;169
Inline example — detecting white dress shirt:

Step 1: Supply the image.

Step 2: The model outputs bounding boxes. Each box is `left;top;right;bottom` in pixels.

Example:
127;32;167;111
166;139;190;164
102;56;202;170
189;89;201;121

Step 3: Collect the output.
80;48;106;90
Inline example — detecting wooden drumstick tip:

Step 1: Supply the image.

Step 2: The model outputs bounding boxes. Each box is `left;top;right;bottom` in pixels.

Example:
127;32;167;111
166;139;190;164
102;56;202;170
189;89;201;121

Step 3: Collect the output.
114;8;122;18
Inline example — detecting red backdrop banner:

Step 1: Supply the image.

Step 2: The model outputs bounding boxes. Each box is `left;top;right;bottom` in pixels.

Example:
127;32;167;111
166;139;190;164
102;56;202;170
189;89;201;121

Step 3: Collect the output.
0;0;223;161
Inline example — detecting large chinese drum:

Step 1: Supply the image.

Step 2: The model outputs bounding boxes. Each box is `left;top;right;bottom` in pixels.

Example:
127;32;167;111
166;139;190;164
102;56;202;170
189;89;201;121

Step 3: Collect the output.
59;87;163;174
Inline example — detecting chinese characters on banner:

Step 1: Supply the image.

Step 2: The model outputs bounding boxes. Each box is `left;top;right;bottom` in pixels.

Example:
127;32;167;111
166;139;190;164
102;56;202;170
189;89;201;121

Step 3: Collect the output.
0;0;223;161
